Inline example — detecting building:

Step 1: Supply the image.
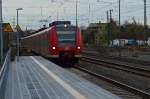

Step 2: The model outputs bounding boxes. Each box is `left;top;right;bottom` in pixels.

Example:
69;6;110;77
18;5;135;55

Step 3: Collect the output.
82;22;108;45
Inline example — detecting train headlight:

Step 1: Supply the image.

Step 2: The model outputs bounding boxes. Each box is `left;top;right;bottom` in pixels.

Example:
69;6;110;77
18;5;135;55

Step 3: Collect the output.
52;47;56;50
64;24;67;28
77;46;81;50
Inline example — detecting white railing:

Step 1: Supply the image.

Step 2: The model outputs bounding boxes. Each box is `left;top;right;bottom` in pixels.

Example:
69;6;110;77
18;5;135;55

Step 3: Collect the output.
0;50;10;98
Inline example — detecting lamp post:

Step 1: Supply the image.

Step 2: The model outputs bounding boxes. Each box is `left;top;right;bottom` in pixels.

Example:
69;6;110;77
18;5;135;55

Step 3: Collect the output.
16;8;23;62
0;0;3;63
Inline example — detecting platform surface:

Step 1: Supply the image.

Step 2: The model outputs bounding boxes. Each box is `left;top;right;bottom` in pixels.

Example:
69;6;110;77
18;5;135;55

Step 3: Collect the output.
4;56;121;99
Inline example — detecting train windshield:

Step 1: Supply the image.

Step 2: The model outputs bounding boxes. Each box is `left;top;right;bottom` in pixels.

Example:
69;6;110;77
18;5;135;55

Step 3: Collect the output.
56;27;76;44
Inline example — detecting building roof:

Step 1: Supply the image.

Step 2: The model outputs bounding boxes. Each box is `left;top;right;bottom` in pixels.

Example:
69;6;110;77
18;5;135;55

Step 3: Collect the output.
88;22;107;28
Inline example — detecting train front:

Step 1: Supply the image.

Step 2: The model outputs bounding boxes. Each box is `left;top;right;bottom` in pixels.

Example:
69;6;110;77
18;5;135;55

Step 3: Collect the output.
50;24;82;63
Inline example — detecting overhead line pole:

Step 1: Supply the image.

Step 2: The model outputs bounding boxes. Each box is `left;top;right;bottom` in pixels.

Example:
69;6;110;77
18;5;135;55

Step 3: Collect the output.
76;0;78;27
75;0;78;38
107;11;110;46
88;0;91;25
118;0;121;56
57;9;59;21
144;0;147;42
119;0;121;38
110;9;113;46
0;0;3;63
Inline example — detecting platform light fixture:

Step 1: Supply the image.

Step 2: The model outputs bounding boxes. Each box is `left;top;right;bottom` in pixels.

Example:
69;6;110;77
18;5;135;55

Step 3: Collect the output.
16;8;23;62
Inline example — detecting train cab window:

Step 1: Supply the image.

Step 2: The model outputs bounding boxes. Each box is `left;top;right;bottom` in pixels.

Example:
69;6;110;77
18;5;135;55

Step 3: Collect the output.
56;26;76;44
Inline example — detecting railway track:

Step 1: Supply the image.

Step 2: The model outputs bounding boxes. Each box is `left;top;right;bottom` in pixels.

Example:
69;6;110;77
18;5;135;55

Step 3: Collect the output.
72;65;150;99
43;55;150;98
82;56;150;78
83;50;150;67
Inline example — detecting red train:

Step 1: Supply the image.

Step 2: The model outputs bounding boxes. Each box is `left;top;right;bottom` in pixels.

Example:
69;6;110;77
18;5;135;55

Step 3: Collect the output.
21;21;82;63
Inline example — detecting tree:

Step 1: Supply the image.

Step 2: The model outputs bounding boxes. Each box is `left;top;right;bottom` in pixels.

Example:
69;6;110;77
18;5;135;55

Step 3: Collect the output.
123;19;144;39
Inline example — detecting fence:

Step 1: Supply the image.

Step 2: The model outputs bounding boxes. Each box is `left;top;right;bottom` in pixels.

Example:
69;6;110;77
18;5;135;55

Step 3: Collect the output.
0;50;10;98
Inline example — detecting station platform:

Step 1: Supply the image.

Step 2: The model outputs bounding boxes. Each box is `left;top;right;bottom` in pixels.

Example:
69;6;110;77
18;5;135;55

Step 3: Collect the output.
4;56;121;99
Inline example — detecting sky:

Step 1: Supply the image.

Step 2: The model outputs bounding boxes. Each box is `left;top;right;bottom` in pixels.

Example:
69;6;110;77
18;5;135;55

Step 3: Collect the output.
3;0;150;30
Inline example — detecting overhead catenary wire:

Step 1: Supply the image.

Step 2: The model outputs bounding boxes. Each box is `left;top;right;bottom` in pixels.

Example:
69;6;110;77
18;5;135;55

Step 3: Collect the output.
3;0;150;30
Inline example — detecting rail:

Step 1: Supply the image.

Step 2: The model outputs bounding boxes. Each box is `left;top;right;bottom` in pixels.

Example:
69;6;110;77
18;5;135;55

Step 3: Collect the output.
82;56;150;78
83;50;150;66
0;50;11;98
74;65;150;99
